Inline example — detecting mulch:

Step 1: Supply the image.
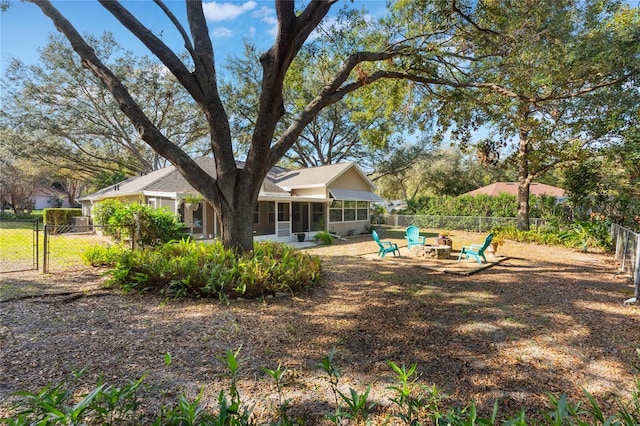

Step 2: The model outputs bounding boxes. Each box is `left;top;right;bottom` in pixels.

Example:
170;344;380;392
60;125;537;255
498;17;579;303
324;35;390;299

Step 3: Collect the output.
1;231;639;424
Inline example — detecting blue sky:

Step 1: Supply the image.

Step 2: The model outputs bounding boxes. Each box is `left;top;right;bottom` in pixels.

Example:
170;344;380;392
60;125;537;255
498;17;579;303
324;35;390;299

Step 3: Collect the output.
0;0;320;74
2;0;637;76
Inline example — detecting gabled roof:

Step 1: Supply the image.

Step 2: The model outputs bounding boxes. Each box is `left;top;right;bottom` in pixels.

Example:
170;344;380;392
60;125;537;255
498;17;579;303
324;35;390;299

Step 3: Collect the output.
275;162;375;190
463;182;566;198
81;158;376;202
33;184;67;198
78;165;177;201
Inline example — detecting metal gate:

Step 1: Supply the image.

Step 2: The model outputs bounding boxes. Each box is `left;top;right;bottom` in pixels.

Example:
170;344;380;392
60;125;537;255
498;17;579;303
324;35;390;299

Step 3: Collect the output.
0;219;40;273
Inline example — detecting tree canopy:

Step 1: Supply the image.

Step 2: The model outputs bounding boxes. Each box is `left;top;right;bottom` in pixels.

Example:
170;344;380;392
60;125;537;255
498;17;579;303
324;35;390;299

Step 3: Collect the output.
15;0;640;250
1;33;209;185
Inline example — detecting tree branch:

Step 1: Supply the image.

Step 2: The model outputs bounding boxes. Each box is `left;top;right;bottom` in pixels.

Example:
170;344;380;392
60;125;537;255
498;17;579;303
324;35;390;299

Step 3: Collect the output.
153;0;194;54
96;0;203;101
29;0;214;192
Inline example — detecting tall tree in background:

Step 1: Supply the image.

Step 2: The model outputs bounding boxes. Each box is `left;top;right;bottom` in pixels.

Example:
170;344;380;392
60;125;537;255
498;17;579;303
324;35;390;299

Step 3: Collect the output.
221;27;424;170
27;0;448;252
397;0;640;229
373;147;501;200
24;0;639;250
1;33;208;182
564;75;640;226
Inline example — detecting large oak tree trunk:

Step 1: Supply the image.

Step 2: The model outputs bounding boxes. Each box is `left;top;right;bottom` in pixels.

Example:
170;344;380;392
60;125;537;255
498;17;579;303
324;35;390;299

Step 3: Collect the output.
217;196;256;252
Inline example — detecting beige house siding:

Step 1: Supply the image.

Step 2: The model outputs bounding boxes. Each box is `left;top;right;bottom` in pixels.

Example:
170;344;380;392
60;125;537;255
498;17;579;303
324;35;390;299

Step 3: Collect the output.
79;160;382;241
290;187;327;197
330;168;371;190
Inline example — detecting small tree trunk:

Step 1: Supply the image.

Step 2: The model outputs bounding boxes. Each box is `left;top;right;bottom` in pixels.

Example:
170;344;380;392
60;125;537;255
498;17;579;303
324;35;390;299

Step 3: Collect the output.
517;178;530;231
517;125;531;231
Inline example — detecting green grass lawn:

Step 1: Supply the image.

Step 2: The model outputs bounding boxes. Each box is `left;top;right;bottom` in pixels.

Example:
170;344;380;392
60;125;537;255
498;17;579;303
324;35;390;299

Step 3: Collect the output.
1;221;113;272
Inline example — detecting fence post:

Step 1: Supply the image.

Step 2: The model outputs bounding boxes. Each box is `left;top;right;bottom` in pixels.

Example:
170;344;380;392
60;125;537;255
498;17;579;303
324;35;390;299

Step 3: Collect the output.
43;224;48;274
33;219;39;271
634;240;640;300
622;231;630;271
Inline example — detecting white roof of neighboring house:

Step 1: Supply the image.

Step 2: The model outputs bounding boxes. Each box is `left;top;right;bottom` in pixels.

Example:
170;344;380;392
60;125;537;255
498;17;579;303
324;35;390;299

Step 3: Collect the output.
79;158;381;202
33;184;67;198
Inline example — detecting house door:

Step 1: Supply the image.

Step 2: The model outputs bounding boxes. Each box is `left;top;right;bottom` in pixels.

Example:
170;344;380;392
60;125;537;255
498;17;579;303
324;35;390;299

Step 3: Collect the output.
292;203;309;233
276;202;291;237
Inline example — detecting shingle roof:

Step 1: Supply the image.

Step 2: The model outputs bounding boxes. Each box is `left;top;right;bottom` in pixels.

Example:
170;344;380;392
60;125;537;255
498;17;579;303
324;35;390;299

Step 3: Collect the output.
79;157;288;201
33;184;67;197
276;162;360;188
463;182;566;197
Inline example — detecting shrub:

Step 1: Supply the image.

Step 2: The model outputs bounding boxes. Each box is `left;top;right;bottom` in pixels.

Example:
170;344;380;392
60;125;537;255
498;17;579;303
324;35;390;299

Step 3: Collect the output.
93;200;185;247
314;231;334;245
91;239;322;299
43;208;82;225
81;244;129;267
405;194;563;220
491;220;611;252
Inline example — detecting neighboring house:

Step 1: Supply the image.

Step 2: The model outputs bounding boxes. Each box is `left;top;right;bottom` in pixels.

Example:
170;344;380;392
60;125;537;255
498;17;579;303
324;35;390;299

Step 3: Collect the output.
386;199;408;213
78;157;384;242
462;182;567;203
32;184;71;209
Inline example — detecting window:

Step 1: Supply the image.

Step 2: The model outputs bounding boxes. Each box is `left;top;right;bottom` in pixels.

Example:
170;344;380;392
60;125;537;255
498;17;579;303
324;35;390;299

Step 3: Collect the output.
311;203;325;231
329;199;369;222
329;200;342;222
357;201;368;221
277;203;290;221
343;201;356;221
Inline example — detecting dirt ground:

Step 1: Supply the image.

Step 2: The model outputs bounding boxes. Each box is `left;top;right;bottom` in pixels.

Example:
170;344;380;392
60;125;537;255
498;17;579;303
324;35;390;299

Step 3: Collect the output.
1;230;639;424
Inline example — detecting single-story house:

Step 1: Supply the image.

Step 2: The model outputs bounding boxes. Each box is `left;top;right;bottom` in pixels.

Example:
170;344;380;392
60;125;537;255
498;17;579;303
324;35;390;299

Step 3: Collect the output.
78;157;384;242
462;182;567;203
32;184;71;209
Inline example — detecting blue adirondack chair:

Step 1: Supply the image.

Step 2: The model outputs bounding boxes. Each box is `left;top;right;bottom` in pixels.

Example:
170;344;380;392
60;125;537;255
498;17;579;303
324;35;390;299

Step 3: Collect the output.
372;230;400;258
457;234;493;264
405;225;426;252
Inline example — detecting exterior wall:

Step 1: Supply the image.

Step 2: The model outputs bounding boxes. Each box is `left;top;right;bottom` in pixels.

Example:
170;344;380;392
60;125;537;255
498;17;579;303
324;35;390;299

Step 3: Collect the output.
328;221;369;236
290;187;327;197
330;168;371;190
34;195;71;210
202;202;218;238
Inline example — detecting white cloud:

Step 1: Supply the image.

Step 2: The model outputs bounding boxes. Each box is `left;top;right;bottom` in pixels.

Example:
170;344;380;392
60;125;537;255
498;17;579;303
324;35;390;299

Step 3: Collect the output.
250;6;278;37
247;26;256;38
212;27;233;38
251;6;272;19
202;1;257;22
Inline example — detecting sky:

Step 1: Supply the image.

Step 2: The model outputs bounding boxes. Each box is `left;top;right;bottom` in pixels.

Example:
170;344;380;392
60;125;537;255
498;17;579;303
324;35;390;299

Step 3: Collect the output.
0;0;297;75
1;0;637;76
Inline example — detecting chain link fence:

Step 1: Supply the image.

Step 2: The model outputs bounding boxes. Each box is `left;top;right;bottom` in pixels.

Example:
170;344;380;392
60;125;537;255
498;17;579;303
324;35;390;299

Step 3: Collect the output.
43;224;132;273
611;223;639;302
0;219;41;273
384;214;548;233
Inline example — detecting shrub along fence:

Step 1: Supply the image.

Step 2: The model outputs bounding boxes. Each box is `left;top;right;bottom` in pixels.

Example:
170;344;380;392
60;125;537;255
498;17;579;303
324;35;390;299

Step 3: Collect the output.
611;223;640;303
385;214;548;233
